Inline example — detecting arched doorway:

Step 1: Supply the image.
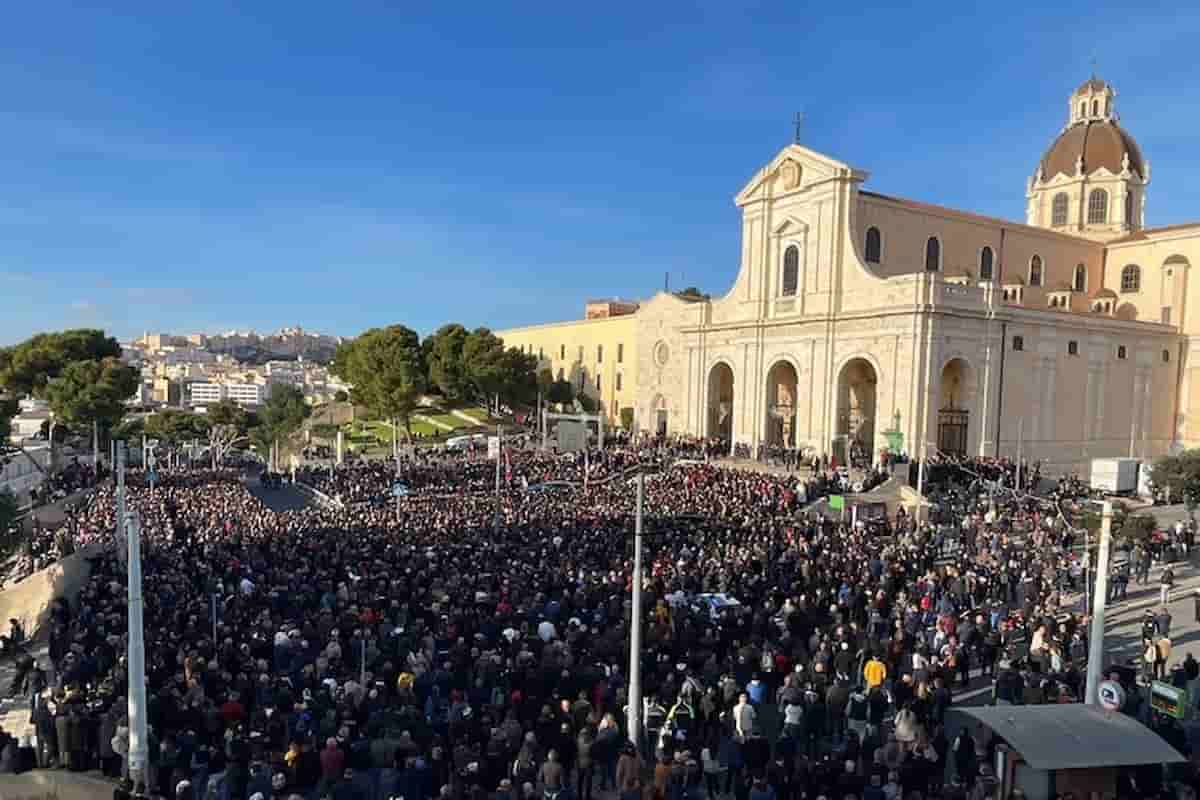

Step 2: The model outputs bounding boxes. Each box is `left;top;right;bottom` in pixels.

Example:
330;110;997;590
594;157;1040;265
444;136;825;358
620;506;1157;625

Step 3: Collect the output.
937;358;973;457
765;361;798;447
835;358;877;467
707;363;734;442
651;394;668;438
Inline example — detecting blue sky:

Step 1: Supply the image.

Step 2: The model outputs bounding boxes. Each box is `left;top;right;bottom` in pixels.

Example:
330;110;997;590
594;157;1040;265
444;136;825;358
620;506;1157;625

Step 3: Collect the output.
1;1;1198;345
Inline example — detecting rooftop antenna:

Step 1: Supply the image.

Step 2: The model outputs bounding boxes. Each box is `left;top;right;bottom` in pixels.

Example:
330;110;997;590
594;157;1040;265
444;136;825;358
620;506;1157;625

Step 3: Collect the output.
793;112;804;145
1089;52;1098;79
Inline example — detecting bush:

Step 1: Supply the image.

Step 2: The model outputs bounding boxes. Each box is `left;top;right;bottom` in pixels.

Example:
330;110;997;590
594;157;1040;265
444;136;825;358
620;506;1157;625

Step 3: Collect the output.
619;407;634;431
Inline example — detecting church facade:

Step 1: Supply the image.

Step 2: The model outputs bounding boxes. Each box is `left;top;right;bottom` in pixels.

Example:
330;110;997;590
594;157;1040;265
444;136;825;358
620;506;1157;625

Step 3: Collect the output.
499;79;1200;471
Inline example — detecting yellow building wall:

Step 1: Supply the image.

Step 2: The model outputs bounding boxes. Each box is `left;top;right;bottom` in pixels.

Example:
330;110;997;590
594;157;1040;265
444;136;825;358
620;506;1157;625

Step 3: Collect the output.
496;315;639;424
1105;233;1200;332
856;195;1106;304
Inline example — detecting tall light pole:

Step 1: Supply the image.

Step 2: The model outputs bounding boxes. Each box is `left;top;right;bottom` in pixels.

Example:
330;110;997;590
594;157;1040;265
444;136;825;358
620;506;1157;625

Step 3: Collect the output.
493;424;502;533
1085;501;1114;706
627;471;644;747
115;443;127;566
125;511;149;784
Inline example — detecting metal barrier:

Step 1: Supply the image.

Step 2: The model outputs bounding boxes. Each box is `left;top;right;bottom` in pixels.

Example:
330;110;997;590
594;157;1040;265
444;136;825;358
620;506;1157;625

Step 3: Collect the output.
292;480;344;510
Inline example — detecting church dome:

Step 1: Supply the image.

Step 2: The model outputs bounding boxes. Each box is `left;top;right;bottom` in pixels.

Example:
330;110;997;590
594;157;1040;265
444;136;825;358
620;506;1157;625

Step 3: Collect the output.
1039;119;1143;180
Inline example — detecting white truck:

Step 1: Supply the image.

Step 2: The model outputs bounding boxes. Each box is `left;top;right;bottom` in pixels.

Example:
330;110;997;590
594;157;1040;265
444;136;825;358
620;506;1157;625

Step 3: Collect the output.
1090;457;1140;494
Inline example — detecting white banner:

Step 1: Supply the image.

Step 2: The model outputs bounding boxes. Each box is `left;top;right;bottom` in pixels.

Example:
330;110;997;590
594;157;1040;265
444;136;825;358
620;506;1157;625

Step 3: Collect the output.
487;436;500;460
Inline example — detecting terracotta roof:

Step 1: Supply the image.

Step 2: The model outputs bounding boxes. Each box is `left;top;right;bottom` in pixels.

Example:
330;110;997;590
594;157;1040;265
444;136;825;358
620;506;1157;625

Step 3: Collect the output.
1075;77;1109;95
858;191;1103;245
1108;221;1200;244
1039;120;1143;179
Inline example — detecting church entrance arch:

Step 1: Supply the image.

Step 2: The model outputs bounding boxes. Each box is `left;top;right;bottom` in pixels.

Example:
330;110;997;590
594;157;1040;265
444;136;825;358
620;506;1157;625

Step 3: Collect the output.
835;358;877;467
937;358;974;457
651;394;668;437
706;363;735;442
765;360;798;447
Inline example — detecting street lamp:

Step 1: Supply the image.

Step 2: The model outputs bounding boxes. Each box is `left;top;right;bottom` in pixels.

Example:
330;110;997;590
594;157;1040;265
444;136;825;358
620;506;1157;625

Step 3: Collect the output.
914;439;937;524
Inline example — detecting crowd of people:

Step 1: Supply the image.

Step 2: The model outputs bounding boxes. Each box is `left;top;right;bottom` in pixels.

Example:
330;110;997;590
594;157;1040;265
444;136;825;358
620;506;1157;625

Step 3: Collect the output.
0;441;1193;800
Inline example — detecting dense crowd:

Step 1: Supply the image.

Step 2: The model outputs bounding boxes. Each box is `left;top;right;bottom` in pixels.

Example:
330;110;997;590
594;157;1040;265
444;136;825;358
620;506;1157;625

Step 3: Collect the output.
0;444;1194;800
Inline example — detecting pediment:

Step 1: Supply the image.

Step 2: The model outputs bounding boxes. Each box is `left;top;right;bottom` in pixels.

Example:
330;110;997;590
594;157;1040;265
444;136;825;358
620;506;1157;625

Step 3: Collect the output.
736;144;860;206
772;216;810;237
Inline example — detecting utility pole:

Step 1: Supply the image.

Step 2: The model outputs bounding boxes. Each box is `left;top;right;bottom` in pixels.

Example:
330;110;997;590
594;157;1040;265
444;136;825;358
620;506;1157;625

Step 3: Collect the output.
116;442;127;566
125;511;149;784
627;471;644;747
493;424;503;532
1085;501;1114;706
1016;418;1024;493
92;419;99;472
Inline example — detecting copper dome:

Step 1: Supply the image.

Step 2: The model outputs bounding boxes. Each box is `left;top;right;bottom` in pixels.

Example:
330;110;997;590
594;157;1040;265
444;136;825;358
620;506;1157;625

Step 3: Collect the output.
1039;120;1143;179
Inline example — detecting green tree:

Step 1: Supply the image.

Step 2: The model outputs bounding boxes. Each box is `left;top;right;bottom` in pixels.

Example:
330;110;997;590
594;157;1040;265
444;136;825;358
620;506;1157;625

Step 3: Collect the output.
1150;450;1200;503
333;390;349;403
620;407;635;430
0;329;128;474
547;379;575;409
426;323;472;401
310;423;339;441
498;347;538;410
576;393;599;415
45;356;139;438
537;368;555;396
333;325;426;438
113;416;146;442
253;385;312;470
462;328;507;410
144;409;209;445
0;329;122;398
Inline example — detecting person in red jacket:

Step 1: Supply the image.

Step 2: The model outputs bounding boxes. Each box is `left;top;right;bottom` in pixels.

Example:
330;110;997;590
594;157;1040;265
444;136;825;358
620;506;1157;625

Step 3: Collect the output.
320;737;344;787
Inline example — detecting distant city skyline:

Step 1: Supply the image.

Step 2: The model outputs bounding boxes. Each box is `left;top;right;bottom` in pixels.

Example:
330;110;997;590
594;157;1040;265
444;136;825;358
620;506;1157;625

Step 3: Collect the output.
1;3;1198;345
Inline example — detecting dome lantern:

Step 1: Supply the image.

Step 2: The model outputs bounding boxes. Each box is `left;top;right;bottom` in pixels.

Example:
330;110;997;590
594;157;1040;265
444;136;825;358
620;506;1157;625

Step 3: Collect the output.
1070;76;1116;125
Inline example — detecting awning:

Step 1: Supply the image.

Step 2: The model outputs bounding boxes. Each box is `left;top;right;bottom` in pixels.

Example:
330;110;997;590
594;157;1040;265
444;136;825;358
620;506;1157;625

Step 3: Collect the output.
950;705;1186;770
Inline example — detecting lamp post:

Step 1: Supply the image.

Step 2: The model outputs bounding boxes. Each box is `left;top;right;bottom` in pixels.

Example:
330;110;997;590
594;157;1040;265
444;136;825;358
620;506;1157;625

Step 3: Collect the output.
125;510;149;784
627;471;644;747
1085;501;1114;706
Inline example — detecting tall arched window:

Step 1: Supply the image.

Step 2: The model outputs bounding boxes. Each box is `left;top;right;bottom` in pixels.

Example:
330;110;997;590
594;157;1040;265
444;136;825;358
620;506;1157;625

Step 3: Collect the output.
979;246;994;281
1121;264;1141;293
781;244;799;296
1125;191;1134;226
925;237;940;272
1029;255;1043;287
1052;193;1069;227
1088;188;1108;224
1073;264;1086;293
864;227;881;264
1079;101;1086;118
1092;99;1099;115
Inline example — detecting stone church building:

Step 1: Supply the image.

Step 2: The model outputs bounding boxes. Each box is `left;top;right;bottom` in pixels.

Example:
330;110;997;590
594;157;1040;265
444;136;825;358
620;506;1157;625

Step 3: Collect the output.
499;78;1200;471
